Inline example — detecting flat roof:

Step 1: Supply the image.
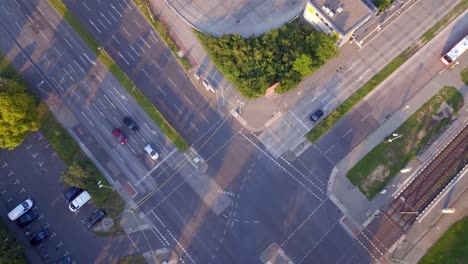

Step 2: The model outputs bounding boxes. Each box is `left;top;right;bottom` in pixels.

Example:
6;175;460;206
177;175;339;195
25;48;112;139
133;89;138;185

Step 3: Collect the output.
312;0;372;33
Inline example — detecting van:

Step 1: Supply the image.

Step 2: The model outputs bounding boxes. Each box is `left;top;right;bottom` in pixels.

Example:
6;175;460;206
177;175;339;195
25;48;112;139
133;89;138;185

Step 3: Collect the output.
69;191;91;212
8;199;33;221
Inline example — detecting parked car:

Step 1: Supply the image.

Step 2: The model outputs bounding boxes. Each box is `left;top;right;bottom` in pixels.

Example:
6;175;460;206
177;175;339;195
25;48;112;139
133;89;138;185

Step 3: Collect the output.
123;116;139;132
63;187;82;203
309;109;324;124
8;199;33;221
30;228;50;246
112;128;127;144
144;145;159;160
69;191;91;212
16;211;38;228
56;256;73;264
85;210;107;230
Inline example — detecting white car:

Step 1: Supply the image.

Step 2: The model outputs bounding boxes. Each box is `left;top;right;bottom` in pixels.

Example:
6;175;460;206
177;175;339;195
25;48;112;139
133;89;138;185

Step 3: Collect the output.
8;199;33;221
69;191;91;212
144;145;159;160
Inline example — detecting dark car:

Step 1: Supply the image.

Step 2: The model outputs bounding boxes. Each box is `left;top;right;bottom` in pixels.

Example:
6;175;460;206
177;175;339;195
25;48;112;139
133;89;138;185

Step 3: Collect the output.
30;228;50;246
56;256;73;264
63;187;82;203
85;210;106;230
309;109;324;124
17;211;38;228
123;116;139;132
112;128;127;144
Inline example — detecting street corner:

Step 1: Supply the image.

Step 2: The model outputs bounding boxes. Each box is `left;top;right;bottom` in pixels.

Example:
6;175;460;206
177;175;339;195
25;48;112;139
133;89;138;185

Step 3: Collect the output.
143;248;180;264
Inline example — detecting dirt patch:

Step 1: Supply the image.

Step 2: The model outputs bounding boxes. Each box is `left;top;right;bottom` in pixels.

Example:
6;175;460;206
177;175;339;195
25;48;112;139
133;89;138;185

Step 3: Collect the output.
361;165;390;195
432;102;454;120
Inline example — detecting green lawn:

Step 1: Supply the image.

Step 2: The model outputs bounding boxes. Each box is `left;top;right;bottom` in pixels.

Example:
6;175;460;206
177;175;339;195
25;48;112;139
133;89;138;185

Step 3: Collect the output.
48;0;189;152
119;255;147;264
418;217;468;264
461;66;468;85
306;0;468;144
347;87;464;199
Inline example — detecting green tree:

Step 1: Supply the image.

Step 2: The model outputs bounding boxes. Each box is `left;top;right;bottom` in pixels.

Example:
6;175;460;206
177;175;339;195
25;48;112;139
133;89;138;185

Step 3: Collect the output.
0;79;39;149
0;222;26;264
293;54;313;77
374;0;392;11
61;159;98;188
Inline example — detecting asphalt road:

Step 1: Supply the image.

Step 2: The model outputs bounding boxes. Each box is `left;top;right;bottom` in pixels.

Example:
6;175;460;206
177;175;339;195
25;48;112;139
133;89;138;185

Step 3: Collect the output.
3;0;461;263
0;132;136;264
258;0;463;159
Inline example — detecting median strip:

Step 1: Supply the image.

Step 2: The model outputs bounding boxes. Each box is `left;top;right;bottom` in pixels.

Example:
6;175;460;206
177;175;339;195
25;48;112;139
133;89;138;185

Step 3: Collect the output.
48;0;189;152
306;0;468;143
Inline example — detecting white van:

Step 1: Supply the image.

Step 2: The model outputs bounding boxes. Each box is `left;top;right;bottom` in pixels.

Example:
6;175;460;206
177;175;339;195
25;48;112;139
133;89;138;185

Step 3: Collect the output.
69;191;91;212
8;199;33;221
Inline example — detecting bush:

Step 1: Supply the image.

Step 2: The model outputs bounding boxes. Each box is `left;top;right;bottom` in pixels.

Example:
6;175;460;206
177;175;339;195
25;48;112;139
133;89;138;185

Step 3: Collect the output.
0;221;26;264
374;0;392;11
197;20;339;98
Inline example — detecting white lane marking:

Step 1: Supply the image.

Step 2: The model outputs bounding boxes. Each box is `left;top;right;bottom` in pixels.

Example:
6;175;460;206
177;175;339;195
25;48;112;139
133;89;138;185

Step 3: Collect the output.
97;98;107;109
343;129;353;138
281;198;328;246
324;144;335;154
167;77;176;87
40;30;49;41
110;4;123;17
73;60;85;74
51;76;64;92
117;51;130;65
358;68;372;81
112;35;121;45
134;19;142;29
82;2;91;12
82;82;91;92
173;104;182;114
64;38;73;48
48;21;57;31
324;98;335;109
200;113;209;123
1;6;10;15
298;220;340;264
142;68;151;78
88;19;101;33
92;103;105;117
321;94;330;103
289;110;309;131
122;26;131;36
100;11;112;25
83;52;95;65
139;36;151;49
150;32;159;43
184;95;193;105
72;90;81;99
81;111;95;127
153;61;161;70
126;51;136;61
97;19;107;30
130;45;140;57
62;68;75;82
157;85;167;96
103;94;117;109
110;91;131;114
107;11;118;22
361;112;371;122
191;123;199;132
94;74;103;82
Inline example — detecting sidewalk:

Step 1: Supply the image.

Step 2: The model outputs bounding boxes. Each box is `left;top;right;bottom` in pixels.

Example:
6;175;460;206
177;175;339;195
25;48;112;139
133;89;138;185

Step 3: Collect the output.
327;61;468;229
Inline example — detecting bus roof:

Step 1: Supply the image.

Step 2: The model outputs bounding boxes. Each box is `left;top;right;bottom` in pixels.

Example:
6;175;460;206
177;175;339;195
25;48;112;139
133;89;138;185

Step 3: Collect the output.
445;35;468;62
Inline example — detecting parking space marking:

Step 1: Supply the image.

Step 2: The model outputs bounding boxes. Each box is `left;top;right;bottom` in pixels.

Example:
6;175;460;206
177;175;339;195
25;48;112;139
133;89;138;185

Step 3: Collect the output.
361;112;371;122
324;144;335;155
343;129;353;138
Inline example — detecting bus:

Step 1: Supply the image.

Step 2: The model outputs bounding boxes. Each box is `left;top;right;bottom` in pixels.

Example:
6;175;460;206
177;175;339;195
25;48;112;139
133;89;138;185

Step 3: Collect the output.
440;34;468;65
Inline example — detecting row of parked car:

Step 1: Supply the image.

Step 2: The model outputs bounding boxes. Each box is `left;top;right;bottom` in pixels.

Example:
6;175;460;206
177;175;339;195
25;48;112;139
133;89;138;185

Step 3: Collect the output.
6;187;107;263
113;116;160;160
7;199;72;263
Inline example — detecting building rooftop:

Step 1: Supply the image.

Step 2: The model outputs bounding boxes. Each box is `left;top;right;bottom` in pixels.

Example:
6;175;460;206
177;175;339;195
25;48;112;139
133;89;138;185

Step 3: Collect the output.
312;0;372;33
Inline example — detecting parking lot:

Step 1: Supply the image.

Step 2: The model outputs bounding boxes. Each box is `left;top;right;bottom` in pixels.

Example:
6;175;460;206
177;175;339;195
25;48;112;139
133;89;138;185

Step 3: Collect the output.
0;131;136;263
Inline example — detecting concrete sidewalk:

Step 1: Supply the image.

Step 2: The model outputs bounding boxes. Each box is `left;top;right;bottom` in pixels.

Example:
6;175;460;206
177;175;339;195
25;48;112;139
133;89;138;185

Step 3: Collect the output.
327;59;468;229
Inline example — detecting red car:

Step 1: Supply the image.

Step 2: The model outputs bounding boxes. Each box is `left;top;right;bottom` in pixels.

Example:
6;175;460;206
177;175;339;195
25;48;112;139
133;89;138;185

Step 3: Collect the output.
112;128;127;144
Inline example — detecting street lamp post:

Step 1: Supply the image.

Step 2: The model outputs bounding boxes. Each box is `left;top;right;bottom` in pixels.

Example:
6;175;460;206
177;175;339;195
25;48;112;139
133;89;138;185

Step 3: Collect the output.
387;133;403;143
97;181;114;190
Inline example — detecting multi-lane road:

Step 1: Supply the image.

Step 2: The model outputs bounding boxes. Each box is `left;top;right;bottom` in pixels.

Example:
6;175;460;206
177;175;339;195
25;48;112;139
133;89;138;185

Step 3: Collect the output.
0;0;466;263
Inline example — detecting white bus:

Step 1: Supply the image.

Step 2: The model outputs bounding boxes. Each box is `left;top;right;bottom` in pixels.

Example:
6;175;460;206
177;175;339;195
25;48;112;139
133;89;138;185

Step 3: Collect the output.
440;34;468;65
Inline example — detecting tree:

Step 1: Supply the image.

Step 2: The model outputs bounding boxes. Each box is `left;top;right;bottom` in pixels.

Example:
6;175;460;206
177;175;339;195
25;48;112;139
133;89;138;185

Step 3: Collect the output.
0;79;39;150
0;222;26;264
60;159;98;188
374;0;392;11
293;54;313;77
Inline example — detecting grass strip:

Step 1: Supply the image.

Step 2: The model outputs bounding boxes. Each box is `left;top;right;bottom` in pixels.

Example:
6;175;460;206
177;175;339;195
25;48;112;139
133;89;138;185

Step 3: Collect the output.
306;0;468;143
461;66;468;85
48;0;189;152
132;0;192;70
347;87;463;199
418;217;468;264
